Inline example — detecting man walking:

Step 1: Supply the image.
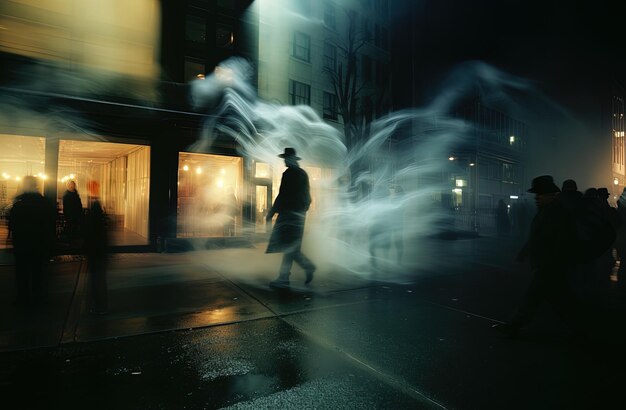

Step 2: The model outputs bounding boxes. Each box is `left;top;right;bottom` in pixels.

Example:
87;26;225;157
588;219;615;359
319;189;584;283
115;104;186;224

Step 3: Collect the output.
266;148;316;288
494;175;581;336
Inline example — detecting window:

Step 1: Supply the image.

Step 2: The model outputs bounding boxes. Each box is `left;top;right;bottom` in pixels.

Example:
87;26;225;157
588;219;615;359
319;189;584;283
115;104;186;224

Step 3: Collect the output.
216;25;234;49
323;42;337;71
184;57;205;82
289;80;311;105
323;92;338;120
177;153;243;238
292;31;311;62
186;15;206;43
502;163;519;184
324;3;336;29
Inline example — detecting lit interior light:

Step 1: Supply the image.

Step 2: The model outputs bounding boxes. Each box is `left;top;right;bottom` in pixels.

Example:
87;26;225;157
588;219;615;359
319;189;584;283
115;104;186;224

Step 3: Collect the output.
469;163;475;166
217;179;224;188
452;188;462;193
196;74;205;80
183;165;189;171
220;169;226;175
15;177;21;181
448;156;455;161
69;174;75;179
2;172;9;179
196;167;202;174
614;177;619;185
510;195;519;199
42;174;48;180
509;136;515;144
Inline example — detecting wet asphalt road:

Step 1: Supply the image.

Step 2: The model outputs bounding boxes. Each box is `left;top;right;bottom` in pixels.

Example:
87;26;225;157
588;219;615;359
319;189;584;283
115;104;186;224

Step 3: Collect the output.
1;237;626;409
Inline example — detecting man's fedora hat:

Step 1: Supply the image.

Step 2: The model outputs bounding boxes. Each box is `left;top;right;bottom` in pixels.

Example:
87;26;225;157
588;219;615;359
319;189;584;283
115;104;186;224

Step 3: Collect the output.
527;175;560;194
278;147;301;160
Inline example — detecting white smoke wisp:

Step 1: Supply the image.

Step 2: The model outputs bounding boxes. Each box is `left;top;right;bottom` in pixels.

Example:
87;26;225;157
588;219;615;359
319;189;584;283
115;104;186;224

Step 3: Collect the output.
189;58;536;282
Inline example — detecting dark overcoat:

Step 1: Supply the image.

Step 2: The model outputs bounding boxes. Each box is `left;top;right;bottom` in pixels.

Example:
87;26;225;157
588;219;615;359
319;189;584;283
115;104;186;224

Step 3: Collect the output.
266;166;311;254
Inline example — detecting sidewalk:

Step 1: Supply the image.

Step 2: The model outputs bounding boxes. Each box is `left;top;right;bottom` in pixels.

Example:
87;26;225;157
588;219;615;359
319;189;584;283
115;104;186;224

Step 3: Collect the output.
0;245;386;352
0;234;556;353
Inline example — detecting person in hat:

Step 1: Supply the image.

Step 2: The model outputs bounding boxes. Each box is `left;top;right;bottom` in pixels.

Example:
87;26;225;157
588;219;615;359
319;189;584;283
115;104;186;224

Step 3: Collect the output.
494;175;583;337
266;148;316;288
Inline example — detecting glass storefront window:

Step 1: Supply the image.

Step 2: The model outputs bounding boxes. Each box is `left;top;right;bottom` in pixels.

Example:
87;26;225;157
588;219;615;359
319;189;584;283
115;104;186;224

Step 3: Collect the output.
177;153;243;238
0;134;46;249
58;140;150;246
255;162;270;178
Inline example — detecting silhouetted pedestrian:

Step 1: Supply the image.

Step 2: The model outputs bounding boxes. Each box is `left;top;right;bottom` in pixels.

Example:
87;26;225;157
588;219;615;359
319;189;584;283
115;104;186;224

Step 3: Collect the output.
616;187;626;286
494;175;582;337
8;176;55;306
390;185;405;262
62;180;82;242
496;199;511;237
84;180;108;314
266;148;316;288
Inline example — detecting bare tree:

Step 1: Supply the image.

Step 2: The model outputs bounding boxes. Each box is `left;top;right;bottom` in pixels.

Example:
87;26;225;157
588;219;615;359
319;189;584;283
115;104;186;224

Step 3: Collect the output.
324;10;369;152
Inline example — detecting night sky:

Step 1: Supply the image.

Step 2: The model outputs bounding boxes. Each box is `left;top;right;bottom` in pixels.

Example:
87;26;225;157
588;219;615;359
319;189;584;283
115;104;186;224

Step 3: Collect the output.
390;0;626;187
392;0;626;113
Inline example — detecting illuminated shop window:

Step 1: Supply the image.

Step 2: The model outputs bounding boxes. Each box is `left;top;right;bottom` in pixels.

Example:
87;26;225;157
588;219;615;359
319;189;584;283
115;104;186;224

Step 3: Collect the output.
177;153;243;238
58;140;151;246
0;134;46;249
255;162;271;178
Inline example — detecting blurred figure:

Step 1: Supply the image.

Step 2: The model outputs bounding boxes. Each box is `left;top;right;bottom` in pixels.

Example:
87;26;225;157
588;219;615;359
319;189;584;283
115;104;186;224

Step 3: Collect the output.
369;184;406;267
557;179;585;298
8;176;55;306
62;180;83;242
266;148;316;288
369;184;393;268
494;175;582;337
496;199;511;237
390;185;405;263
615;187;626;286
594;187;619;300
222;186;238;237
84;180;108;314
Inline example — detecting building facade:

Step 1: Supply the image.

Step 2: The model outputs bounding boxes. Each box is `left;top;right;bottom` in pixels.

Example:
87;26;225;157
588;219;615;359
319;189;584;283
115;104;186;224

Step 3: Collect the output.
0;0;259;250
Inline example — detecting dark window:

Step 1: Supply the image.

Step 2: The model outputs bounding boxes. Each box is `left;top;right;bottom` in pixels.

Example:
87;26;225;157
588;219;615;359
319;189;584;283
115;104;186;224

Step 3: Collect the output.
323;92;338;120
184;57;205;83
323;42;337;71
186;15;206;44
292;31;311;62
324;3;336;29
216;25;234;49
289;80;311;105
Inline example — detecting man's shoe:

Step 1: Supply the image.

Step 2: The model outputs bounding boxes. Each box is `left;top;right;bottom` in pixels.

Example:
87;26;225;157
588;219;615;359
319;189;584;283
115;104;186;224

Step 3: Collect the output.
269;278;290;288
492;323;520;338
305;268;315;284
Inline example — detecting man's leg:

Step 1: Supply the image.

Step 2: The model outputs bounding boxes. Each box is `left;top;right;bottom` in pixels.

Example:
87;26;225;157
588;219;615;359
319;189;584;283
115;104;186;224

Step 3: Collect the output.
293;251;316;284
270;252;294;288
